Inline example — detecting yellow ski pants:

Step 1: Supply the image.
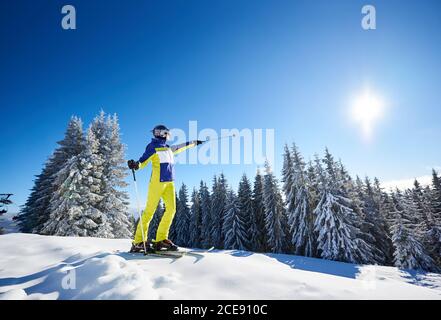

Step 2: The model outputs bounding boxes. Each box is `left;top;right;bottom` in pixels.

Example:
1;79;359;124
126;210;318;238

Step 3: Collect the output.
134;181;176;244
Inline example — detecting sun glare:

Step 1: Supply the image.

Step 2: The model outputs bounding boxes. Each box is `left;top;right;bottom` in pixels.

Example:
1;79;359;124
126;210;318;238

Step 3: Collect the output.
351;89;384;141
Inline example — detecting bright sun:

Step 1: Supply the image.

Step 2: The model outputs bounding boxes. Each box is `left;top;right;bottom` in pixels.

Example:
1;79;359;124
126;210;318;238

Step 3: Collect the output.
351;89;385;140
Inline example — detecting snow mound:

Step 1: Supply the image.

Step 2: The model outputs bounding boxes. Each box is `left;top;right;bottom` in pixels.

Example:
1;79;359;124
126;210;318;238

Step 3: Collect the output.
1;233;441;300
34;255;158;300
0;253;158;300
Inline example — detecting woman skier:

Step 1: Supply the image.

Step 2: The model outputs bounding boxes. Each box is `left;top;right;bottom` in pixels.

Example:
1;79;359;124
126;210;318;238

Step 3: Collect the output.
127;125;202;253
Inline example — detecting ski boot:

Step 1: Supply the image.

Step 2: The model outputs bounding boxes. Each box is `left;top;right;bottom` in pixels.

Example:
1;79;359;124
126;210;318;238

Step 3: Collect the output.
153;239;179;252
129;241;155;254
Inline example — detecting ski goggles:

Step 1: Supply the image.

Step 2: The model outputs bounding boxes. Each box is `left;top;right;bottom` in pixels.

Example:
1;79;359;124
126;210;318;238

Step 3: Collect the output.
153;128;171;139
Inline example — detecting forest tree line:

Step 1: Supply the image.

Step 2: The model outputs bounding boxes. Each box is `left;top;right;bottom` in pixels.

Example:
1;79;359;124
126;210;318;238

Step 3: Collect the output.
166;145;441;272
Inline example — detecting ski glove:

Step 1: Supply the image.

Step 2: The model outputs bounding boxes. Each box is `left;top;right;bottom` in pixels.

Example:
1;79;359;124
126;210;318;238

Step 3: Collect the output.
127;159;140;170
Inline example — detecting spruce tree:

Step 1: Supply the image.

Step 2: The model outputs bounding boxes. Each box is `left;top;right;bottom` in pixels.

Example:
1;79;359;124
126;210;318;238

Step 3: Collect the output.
263;161;287;253
374;177;396;224
237;174;253;250
306;158;320;211
371;177;394;264
287;145;315;257
189;188;202;248
90;112;132;238
210;174;228;249
251;169;267;252
281;144;295;253
17;117;84;233
390;190;438;271
411;180;431;234
41;127;108;237
313;149;374;264
431;170;441;211
282;144;296;209
354;176;391;264
106;114;133;237
420;184;441;268
199;181;212;248
340;161;380;265
424;171;441;267
174;184;191;247
223;189;248;250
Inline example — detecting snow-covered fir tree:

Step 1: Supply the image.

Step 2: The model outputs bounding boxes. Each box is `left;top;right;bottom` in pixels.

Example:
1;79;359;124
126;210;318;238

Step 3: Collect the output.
17;116;84;233
411;180;432;235
263;161;287;253
17;174;45;232
208;176;218;248
418;183;441;268
374;177;396;223
199;181;212;249
313;149;374;264
373;178;396;265
281;144;295;252
210;174;228;249
424;171;441;267
189;188;202;248
107;114;133;237
282;144;296;209
90;112;132;238
174;184;191;247
286;144;315;257
223;189;248;250
251;169;267;252
148;201;164;241
237;174;253;250
353;176;389;265
431;170;441;218
390;190;438;271
41;127;109;237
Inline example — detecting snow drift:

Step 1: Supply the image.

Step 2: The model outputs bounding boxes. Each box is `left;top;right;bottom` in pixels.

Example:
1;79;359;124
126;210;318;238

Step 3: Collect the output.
0;233;440;300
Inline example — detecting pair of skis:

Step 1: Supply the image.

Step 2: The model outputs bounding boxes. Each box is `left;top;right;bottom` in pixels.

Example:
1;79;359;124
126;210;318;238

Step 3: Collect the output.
128;247;215;259
143;250;187;259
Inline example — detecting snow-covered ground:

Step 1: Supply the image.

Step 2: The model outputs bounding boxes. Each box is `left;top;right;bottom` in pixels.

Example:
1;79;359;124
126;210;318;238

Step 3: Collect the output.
0;233;440;300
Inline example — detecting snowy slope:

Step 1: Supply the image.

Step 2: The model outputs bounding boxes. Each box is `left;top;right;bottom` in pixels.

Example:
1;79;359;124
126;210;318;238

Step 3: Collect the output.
0;233;440;300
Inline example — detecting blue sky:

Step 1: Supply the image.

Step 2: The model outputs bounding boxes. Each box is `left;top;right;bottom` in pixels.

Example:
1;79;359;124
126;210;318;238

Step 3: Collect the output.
1;0;441;212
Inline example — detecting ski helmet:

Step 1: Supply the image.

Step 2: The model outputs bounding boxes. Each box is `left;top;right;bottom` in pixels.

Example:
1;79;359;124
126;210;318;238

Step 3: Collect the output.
152;124;171;139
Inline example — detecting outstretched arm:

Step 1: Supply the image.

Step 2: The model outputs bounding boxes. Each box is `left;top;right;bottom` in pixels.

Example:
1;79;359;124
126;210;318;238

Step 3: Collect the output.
171;140;202;155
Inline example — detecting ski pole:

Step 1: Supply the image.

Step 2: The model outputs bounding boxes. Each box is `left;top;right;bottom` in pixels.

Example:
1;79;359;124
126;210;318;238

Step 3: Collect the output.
130;167;148;254
203;133;236;143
